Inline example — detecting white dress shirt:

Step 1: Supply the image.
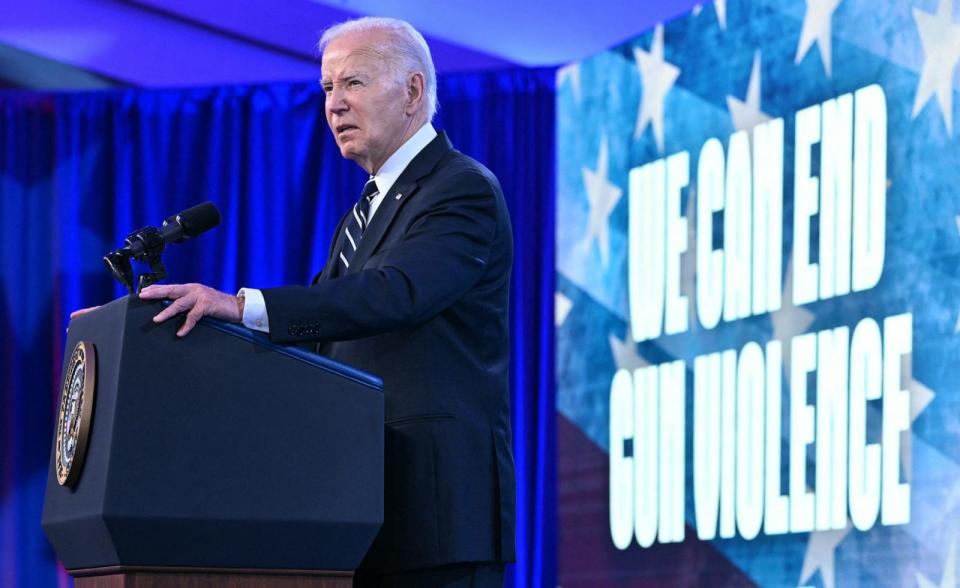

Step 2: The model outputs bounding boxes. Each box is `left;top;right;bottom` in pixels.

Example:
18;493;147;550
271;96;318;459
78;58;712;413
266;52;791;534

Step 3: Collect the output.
239;123;438;333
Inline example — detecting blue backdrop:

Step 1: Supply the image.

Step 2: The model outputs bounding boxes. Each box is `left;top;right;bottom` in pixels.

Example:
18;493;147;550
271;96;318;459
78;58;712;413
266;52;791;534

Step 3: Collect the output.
0;68;556;587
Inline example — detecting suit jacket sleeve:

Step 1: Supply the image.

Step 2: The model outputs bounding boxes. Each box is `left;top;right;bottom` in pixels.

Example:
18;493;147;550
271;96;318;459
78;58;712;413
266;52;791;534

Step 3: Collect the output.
260;169;501;343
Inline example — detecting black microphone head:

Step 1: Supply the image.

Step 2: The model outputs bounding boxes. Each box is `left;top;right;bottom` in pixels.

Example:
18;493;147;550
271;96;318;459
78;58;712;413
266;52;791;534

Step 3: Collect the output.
165;201;221;241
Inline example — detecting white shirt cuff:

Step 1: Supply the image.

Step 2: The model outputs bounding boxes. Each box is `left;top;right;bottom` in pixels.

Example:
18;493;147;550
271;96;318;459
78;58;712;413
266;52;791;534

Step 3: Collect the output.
238;287;269;332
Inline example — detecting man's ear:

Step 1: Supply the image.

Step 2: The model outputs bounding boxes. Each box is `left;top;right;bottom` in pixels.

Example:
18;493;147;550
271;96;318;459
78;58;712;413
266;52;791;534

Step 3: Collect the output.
405;72;425;116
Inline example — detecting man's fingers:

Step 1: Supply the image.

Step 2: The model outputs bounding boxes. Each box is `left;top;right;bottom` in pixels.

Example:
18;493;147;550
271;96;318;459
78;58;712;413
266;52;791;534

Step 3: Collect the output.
152;294;195;324
141;284;235;336
140;283;191;300
70;306;100;319
177;320;194;337
177;315;199;337
178;300;207;337
152;306;178;324
138;284;170;299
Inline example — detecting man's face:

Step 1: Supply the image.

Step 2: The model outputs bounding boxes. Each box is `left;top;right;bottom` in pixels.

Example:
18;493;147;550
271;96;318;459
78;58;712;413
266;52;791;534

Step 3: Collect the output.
321;31;413;174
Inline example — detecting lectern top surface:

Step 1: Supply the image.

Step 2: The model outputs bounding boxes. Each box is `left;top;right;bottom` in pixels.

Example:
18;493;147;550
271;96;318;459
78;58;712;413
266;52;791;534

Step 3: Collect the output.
202;318;383;391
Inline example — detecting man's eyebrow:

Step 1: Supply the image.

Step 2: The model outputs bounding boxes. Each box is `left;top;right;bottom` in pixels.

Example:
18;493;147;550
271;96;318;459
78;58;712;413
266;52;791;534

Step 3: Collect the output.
321;72;361;83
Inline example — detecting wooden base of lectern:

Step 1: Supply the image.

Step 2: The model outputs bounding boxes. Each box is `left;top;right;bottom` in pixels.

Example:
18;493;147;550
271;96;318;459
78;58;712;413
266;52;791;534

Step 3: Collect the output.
71;566;353;588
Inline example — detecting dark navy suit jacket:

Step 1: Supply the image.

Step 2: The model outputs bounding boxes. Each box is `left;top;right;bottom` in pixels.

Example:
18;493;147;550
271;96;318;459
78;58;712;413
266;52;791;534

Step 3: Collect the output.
260;132;516;573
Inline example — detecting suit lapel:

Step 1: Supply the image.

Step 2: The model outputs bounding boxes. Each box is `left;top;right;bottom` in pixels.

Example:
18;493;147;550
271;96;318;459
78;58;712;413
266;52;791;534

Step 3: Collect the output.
312;211;349;283
347;132;453;274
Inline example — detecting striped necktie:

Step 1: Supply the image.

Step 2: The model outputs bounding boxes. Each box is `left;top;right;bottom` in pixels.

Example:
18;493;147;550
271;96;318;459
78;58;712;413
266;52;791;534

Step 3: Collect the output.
339;177;378;271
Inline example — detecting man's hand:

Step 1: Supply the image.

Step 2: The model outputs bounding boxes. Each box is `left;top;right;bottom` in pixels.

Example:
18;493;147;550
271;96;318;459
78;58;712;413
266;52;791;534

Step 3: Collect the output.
139;283;244;337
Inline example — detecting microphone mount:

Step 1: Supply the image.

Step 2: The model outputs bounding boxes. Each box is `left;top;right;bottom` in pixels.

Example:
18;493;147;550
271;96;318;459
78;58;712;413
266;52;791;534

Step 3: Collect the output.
104;202;221;294
104;226;169;293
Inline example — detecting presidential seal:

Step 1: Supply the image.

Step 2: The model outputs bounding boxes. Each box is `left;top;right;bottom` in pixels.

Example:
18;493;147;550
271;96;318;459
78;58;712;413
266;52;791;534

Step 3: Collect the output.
55;341;97;487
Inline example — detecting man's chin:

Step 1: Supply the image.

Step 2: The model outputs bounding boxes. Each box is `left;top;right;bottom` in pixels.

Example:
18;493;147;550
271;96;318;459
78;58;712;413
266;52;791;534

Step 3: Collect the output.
334;142;371;171
338;145;358;160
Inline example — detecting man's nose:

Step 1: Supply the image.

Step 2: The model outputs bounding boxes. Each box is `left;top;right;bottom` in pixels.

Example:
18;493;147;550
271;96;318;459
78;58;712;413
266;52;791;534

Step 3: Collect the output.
327;88;349;112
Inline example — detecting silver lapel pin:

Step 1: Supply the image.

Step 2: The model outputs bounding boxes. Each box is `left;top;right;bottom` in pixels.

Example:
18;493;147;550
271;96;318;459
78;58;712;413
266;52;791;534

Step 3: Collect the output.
395;192;403;200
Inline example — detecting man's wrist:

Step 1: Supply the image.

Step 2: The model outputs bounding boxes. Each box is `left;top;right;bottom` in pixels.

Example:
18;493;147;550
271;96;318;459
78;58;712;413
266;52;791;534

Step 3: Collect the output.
235;292;246;321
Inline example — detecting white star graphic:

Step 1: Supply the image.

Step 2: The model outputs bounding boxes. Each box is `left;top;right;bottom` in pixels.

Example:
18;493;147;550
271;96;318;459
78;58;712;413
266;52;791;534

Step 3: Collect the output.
726;51;773;131
608;324;651;372
917;536;957;588
912;0;960;134
938;481;960;540
555;291;573;327
581;133;623;267
902;356;936;482
794;0;843;77
557;61;582;104
909;376;936;425
714;0;727;30
633;24;681;153
771;257;816;374
799;524;850;588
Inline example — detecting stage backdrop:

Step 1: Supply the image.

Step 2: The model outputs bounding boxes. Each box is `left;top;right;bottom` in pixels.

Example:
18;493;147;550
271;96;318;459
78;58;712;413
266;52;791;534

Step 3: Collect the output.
0;68;556;587
556;0;960;586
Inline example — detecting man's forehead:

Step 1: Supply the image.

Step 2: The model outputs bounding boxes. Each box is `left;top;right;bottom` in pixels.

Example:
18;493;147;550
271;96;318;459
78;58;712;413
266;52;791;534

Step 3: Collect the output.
321;44;383;78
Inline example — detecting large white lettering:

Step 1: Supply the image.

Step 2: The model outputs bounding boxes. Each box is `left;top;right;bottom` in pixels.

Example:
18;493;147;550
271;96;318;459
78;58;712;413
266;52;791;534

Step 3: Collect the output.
609;362;687;548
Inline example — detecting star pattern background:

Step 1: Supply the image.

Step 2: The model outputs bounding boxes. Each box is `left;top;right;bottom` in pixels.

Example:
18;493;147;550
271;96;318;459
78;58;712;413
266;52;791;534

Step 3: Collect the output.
556;0;960;585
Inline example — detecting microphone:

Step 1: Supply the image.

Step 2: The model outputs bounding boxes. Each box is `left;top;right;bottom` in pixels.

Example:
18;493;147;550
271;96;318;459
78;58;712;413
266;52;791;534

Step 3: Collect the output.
122;201;221;258
104;202;221;293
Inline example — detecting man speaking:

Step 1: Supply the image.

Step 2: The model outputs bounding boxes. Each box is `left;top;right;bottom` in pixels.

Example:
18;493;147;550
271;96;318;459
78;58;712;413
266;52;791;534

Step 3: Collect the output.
138;17;516;587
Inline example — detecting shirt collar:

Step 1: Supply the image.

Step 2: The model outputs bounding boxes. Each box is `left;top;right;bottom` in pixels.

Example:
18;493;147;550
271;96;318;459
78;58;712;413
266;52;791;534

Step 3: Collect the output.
371;123;438;197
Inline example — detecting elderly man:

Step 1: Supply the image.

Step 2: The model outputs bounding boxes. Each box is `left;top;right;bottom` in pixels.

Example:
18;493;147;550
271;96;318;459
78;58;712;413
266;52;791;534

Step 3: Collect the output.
138;16;515;587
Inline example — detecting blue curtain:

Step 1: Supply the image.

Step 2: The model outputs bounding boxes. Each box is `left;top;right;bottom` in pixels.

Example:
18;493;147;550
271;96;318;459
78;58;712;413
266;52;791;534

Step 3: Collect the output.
0;69;555;587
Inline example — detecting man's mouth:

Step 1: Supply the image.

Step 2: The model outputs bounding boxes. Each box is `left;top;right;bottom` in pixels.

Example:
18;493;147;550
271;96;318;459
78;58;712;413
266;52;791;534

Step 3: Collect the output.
336;124;358;135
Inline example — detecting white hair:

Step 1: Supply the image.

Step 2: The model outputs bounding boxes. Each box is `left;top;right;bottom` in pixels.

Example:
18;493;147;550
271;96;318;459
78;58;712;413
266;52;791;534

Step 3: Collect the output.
318;17;438;121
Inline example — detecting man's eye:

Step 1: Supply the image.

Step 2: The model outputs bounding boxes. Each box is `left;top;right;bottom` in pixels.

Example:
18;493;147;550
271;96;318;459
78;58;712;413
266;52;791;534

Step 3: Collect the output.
348;79;364;88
